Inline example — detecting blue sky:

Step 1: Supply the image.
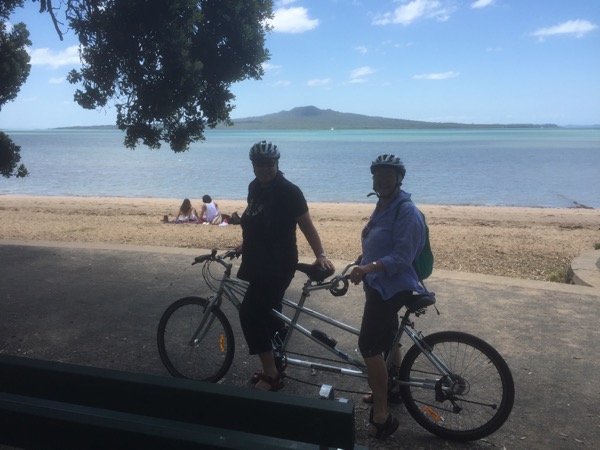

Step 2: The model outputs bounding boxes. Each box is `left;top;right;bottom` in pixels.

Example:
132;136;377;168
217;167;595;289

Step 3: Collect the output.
1;0;599;129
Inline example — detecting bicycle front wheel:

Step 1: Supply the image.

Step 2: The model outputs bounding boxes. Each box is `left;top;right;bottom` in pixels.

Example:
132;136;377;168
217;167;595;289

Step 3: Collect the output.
400;331;514;441
157;296;234;382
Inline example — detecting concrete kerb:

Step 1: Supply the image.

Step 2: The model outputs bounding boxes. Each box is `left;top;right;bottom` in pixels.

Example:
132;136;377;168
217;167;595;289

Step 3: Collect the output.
4;239;598;289
570;249;600;289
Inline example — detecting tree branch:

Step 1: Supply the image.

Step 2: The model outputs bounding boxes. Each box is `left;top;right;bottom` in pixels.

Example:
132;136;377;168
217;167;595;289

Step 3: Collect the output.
39;0;65;41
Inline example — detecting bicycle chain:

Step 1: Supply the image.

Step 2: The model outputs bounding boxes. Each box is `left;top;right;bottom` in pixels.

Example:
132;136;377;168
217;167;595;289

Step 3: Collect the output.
280;350;371;396
283;373;370;396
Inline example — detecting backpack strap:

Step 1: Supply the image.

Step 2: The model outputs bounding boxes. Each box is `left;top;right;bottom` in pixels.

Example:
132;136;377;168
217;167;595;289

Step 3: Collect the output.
392;198;433;282
394;198;412;221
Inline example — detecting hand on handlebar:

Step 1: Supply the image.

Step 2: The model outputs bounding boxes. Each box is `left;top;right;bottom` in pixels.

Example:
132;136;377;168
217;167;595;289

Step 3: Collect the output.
226;247;242;260
315;254;334;271
349;265;367;285
350;262;378;285
236;246;243;256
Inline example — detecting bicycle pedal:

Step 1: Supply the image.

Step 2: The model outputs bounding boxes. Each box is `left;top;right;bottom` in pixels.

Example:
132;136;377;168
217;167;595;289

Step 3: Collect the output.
319;384;335;400
311;329;337;348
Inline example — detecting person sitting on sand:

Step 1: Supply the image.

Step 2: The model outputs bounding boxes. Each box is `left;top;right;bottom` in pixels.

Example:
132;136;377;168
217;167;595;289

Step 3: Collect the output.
175;198;199;223
199;195;223;225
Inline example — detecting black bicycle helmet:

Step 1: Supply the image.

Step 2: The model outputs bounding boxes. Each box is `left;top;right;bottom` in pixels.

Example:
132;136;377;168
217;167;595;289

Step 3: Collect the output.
249;140;280;162
370;154;406;178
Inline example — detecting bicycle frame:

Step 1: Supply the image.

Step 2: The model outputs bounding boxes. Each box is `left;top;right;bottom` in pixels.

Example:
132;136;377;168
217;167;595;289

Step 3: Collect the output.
191;251;452;390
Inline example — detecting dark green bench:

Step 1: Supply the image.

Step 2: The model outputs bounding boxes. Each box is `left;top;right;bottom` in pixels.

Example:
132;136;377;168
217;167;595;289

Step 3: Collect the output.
0;355;363;449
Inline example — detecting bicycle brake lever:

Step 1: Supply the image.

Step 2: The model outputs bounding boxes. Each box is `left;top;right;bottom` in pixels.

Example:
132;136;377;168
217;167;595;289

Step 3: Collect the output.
193;255;211;264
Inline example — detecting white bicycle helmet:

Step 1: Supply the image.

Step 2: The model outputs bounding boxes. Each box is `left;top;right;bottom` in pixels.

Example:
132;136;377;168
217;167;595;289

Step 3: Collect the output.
249;140;280;161
370;154;406;178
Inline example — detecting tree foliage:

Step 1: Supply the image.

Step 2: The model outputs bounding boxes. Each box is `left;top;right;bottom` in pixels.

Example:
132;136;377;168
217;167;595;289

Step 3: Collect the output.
0;0;30;178
0;132;28;178
61;0;273;152
2;0;272;177
0;22;30;107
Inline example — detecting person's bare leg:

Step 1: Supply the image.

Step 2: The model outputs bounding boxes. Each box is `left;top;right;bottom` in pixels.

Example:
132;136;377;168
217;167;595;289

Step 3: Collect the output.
254;350;279;390
365;354;389;423
363;345;402;402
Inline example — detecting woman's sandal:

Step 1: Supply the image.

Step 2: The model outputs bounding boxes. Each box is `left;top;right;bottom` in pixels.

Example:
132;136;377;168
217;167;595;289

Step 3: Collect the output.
253;372;284;392
362;390;403;404
369;408;400;440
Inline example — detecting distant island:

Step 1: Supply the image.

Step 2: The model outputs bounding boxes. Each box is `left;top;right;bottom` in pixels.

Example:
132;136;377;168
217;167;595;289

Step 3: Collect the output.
56;106;594;131
223;106;560;130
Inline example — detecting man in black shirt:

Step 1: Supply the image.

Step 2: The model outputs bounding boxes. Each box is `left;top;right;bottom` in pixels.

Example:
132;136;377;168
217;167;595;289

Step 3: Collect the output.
237;140;333;391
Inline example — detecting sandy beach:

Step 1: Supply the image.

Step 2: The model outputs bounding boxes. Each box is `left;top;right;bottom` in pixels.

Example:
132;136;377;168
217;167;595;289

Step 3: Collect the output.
1;195;598;282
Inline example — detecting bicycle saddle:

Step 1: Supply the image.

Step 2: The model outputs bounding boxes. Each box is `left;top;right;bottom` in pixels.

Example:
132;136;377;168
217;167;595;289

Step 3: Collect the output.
296;263;335;282
406;293;436;312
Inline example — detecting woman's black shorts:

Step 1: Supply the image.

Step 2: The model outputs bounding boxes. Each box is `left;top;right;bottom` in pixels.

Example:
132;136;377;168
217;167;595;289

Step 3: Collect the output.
358;285;413;358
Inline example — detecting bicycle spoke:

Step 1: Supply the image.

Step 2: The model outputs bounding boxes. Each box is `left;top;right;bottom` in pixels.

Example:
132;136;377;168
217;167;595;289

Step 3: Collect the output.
400;331;514;441
157;297;234;382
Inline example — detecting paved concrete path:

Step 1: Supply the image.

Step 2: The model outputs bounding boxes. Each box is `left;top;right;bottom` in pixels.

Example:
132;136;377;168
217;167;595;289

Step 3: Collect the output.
1;241;598;449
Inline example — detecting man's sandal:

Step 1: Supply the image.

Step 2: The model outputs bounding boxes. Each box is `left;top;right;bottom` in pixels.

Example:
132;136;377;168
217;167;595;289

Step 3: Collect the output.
250;370;264;384
362;390;403;404
250;370;285;385
369;408;399;440
253;373;284;392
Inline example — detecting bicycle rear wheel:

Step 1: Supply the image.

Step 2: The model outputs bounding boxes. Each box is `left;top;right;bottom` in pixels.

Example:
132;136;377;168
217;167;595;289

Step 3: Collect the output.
399;331;514;441
157;296;234;382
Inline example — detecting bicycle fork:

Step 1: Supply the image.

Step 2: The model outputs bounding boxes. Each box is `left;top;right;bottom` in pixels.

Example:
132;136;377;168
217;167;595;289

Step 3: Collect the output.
189;295;222;347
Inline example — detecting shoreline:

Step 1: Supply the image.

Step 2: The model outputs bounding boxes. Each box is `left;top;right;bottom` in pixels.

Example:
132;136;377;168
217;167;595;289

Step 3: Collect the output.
2;193;596;210
1;195;598;282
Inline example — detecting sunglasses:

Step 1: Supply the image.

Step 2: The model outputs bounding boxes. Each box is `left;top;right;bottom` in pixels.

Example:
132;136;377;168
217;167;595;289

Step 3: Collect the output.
252;160;276;168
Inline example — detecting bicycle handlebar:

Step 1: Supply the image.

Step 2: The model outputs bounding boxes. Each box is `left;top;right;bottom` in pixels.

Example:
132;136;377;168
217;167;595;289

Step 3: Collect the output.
193;248;239;265
192;249;357;297
327;263;354;297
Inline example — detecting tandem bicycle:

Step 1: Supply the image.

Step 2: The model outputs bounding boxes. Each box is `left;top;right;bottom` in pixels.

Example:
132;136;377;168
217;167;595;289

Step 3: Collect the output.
157;249;514;441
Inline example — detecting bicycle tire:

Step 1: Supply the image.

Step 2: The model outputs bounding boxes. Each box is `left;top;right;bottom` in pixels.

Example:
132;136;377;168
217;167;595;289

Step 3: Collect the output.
399;331;514;441
157;296;235;382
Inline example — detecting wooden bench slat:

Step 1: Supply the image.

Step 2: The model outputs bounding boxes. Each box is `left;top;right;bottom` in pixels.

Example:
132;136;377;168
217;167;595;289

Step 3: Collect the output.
0;392;322;449
0;355;362;449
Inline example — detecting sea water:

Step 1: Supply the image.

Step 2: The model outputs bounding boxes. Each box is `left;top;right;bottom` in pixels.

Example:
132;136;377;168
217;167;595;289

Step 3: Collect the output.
2;128;599;208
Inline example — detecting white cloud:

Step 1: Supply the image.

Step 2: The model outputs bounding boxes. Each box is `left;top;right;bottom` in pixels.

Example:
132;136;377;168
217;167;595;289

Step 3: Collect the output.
48;77;66;84
373;0;453;26
349;66;375;83
270;80;292;87
307;78;332;87
351;66;375;78
263;62;282;72
269;6;319;33
28;45;80;69
413;71;459;80
471;0;494;9
355;45;368;54
531;19;598;41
